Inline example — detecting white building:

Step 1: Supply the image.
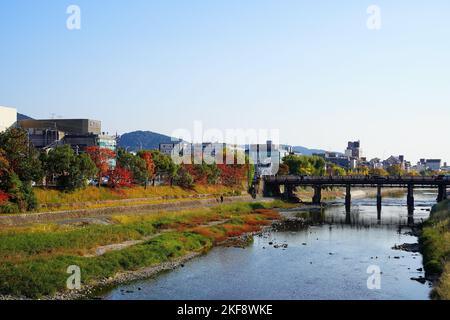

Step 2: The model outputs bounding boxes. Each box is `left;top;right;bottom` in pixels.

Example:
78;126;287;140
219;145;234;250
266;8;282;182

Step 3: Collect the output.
0;106;17;132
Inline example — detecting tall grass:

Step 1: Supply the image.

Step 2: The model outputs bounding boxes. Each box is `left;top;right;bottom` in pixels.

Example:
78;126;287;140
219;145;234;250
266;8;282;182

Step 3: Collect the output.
34;185;242;206
420;199;450;299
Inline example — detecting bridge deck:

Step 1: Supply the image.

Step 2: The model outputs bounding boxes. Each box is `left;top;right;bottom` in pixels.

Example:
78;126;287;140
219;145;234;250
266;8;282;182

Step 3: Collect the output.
264;175;449;188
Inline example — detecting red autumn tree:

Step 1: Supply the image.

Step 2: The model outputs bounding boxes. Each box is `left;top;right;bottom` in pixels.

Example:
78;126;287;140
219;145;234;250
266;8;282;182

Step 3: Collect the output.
0;190;9;205
139;151;156;186
107;166;133;188
218;163;247;187
85;146;116;186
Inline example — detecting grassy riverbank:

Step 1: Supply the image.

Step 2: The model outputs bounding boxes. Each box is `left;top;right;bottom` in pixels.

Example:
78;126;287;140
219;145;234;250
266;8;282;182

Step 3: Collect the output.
0;200;293;299
420;199;450;299
30;185;242;213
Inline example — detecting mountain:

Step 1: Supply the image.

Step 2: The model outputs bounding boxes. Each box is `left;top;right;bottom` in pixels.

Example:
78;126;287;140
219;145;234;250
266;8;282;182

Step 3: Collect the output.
118;130;333;155
118;131;181;151
291;146;329;155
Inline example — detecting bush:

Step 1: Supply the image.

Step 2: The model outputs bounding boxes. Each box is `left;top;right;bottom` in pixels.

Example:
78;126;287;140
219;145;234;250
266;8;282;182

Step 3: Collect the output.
425;260;443;275
0;202;20;214
173;168;194;188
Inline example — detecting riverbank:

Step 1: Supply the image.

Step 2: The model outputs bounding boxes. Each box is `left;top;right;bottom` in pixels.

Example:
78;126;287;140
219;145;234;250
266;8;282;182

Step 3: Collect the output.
420;199;450;300
0;200;295;300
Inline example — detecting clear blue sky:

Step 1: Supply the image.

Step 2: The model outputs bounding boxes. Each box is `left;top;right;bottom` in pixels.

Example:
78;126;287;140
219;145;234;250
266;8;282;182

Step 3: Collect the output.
1;0;449;163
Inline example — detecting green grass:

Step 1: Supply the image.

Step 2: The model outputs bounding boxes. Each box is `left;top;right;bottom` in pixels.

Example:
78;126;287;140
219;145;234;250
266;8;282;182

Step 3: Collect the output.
420;199;450;299
0;201;288;298
0;232;211;298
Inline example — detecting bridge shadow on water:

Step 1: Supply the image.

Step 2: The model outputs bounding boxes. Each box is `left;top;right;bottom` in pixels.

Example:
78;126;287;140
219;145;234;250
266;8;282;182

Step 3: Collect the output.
283;192;435;231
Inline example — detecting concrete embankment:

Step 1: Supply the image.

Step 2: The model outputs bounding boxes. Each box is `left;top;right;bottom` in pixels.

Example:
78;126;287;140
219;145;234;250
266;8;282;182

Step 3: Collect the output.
0;195;271;227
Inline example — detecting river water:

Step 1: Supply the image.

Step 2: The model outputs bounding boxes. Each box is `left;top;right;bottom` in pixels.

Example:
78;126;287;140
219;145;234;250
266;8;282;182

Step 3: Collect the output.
103;190;436;300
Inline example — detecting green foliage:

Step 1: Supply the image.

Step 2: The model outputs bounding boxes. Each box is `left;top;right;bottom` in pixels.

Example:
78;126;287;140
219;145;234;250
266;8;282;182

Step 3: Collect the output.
173;167;194;188
420;200;450;298
282;155;326;176
327;164;347;176
0;128;43;183
117;148;148;184
43;145;98;190
146;150;178;179
386;164;405;176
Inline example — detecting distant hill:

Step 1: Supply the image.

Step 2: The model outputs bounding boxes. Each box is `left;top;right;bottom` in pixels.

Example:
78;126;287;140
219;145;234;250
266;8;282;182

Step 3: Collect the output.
17;113;33;121
291;146;329;155
118;130;333;155
118;131;181;151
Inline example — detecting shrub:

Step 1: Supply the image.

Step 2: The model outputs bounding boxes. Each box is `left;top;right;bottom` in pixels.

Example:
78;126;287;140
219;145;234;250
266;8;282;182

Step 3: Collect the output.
0;202;20;214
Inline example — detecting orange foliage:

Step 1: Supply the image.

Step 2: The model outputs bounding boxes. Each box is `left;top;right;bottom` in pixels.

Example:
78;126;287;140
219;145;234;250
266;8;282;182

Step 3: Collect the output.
85;146;116;180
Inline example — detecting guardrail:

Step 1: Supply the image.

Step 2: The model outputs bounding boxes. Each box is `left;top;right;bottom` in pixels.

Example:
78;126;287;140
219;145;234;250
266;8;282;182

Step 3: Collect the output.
264;175;449;185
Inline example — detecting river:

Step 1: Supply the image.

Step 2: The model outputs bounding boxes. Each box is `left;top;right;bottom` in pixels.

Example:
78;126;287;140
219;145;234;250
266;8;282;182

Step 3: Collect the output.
103;190;436;300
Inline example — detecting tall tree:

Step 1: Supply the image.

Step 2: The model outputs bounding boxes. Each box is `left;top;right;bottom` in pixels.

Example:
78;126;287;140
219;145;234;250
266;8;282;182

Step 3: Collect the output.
44;145;97;190
0;128;43;183
85;146;116;186
138;151;156;188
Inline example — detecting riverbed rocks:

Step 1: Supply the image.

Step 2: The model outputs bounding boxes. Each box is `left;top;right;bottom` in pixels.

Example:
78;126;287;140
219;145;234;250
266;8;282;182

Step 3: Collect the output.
392;243;420;253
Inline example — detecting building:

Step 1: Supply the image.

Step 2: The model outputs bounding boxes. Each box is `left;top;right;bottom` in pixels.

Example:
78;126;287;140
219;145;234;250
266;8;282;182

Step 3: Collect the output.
0;106;17;132
345;141;362;159
18;118;116;153
315;152;351;169
369;158;383;169
383;155;405;170
159;143;178;156
414;159;442;172
425;159;442;171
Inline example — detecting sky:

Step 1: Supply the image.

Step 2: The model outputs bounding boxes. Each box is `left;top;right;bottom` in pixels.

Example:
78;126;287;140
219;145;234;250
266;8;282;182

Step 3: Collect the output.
1;0;449;163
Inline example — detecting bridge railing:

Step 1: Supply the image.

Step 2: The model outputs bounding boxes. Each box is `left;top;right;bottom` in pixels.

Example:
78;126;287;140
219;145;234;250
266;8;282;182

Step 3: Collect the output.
264;175;449;184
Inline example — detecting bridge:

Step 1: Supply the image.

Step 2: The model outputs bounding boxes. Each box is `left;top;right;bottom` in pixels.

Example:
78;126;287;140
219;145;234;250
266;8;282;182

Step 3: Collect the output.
262;175;449;213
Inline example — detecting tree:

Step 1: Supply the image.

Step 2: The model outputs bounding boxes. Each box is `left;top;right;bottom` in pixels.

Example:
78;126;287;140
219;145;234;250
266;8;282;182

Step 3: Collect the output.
0;128;43;183
116;148;148;185
107;166;134;188
0;130;41;212
147;150;178;185
351;166;369;176
327;164;347;176
282;155;326;176
85;146;116;186
138;151;156;187
369;168;388;176
44;145;97;190
386;164;405;176
173;166;194;188
184;163;221;185
277;163;289;176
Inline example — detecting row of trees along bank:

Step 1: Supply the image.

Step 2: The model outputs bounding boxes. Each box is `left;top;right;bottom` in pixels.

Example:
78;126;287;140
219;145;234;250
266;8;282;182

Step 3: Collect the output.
0;128;250;214
281;154;446;177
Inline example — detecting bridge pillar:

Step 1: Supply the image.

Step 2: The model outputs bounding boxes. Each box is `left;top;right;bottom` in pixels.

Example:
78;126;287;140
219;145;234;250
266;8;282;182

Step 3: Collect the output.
407;184;414;215
345;185;351;212
263;183;281;197
312;186;322;205
437;185;448;202
377;185;382;218
284;185;294;199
